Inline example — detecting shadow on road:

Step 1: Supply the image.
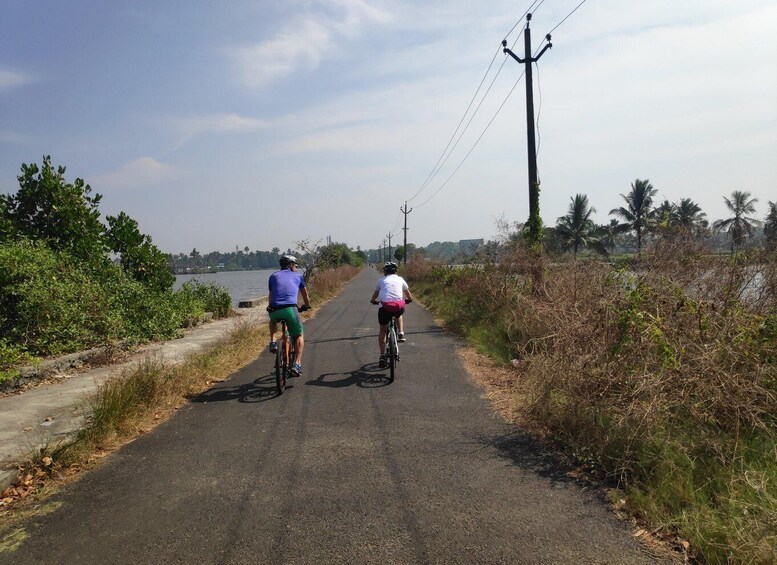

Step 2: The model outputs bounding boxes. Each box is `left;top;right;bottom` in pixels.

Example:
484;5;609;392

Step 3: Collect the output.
476;430;579;488
191;373;286;404
306;363;392;389
305;327;445;346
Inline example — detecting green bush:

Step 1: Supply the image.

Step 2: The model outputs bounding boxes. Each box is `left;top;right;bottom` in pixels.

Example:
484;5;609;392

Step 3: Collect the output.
0;239;120;355
177;280;231;319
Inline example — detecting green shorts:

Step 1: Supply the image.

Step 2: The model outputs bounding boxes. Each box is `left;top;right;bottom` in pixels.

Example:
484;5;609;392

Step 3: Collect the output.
269;306;303;337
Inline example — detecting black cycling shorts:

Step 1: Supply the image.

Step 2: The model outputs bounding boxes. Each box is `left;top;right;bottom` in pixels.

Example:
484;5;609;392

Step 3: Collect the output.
378;306;404;326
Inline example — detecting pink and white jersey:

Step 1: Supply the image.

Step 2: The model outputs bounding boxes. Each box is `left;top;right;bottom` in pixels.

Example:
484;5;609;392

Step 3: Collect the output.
375;274;408;303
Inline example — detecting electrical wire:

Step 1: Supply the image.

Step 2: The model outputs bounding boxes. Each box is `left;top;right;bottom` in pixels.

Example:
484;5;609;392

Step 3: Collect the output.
408;44;502;203
408;0;546;204
405;0;564;212
409;45;514;203
546;0;588;36
413;69;527;209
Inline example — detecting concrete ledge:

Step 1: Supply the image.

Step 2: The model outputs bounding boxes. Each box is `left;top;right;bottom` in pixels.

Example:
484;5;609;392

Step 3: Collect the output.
238;297;266;308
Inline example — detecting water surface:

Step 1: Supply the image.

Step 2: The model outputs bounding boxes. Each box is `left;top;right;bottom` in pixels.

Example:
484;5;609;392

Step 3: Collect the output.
174;269;275;307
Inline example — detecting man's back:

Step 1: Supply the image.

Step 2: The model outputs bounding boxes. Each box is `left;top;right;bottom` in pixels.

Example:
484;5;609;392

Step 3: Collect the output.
269;269;304;307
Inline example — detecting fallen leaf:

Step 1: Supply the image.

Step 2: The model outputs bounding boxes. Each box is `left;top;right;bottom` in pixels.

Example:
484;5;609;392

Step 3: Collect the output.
23;427;32;432
634;529;646;538
681;540;690;550
42;456;53;466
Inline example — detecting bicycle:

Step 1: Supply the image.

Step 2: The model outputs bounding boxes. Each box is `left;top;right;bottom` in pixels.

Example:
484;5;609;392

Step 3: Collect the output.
372;299;411;382
271;304;310;395
385;315;399;382
274;319;294;395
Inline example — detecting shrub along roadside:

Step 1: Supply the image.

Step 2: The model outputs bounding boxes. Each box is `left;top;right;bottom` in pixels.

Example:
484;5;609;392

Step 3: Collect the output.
0;239;232;387
405;246;777;565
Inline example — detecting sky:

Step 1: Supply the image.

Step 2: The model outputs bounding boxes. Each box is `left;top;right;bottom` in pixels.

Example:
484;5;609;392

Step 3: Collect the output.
1;0;776;255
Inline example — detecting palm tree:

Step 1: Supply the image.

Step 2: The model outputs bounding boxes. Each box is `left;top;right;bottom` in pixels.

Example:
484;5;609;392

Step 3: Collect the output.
713;191;760;253
610;178;657;255
764;201;777;246
673;198;708;236
556;194;598;256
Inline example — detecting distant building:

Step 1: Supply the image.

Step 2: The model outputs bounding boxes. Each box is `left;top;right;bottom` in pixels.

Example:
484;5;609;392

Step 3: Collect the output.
458;239;484;252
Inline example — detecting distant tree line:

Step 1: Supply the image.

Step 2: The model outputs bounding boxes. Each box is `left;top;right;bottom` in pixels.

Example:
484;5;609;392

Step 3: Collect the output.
172;241;369;274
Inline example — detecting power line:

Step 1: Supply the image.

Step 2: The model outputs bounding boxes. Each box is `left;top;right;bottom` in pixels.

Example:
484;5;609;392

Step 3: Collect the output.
414;69;527;209
409;46;512;203
546;0;589;36
504;0;545;40
408;45;502;203
408;0;548;204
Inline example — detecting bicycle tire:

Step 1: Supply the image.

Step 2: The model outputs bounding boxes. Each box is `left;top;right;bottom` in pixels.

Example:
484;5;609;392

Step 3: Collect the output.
276;326;288;395
388;322;396;382
275;341;284;395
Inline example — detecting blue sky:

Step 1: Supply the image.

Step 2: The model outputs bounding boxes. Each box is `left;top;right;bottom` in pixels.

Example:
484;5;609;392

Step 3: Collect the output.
2;0;776;255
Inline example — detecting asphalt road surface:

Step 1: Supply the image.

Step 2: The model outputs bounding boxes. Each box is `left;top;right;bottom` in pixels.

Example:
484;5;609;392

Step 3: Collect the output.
3;269;665;564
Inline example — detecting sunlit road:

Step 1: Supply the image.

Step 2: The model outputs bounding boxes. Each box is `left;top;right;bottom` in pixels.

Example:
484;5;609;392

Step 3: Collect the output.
3;269;664;564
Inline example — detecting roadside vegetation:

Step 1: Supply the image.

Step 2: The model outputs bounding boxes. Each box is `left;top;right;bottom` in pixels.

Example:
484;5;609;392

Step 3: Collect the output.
405;181;776;564
0;157;231;387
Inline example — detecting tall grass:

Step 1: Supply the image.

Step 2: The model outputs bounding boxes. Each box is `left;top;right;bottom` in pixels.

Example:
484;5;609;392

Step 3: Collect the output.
407;244;777;563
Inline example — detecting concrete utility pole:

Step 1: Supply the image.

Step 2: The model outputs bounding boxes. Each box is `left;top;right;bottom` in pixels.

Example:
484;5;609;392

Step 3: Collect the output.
386;232;393;262
400;201;413;265
503;13;552;247
382;239;387;262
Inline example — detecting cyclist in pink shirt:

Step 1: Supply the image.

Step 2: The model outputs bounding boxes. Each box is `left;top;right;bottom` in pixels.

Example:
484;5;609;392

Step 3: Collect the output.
370;262;413;368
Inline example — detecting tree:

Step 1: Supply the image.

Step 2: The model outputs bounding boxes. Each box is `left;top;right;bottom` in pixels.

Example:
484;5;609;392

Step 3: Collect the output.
763;201;777;246
555;194;598;256
673;198;708;235
1;156;106;264
610;178;657;256
713;191;760;253
105;212;174;291
596;219;622;255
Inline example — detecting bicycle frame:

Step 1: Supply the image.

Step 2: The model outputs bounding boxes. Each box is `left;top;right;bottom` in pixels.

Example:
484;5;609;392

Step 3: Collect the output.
274;320;294;395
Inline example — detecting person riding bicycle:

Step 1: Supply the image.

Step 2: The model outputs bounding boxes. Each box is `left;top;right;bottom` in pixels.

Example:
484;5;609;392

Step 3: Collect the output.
370;261;413;368
268;254;311;377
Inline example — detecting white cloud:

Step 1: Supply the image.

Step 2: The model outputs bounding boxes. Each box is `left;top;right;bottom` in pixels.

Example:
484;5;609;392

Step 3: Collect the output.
91;157;174;191
0;68;32;90
230;0;391;88
166;113;268;146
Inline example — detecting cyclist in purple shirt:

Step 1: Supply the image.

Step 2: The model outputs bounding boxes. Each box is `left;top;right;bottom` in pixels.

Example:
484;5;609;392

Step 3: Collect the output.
268;255;311;377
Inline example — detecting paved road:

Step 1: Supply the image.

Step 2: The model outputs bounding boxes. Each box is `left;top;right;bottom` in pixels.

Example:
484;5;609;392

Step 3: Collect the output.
3;270;663;564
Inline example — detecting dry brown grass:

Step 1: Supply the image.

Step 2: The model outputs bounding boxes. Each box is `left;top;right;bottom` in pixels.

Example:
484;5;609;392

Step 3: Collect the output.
408;244;777;564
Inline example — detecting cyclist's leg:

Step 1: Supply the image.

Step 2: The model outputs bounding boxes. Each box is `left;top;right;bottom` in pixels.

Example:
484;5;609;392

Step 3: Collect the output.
293;334;304;365
269;319;277;336
377;307;391;353
396;308;406;340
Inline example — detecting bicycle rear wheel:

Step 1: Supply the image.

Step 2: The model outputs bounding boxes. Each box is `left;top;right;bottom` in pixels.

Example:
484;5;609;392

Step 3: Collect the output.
388;324;396;382
276;330;288;395
275;344;284;395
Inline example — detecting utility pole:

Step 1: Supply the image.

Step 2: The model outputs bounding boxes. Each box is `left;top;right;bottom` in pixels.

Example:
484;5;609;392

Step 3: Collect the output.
381;239;386;262
400;201;413;265
386;232;393;262
503;13;552;247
